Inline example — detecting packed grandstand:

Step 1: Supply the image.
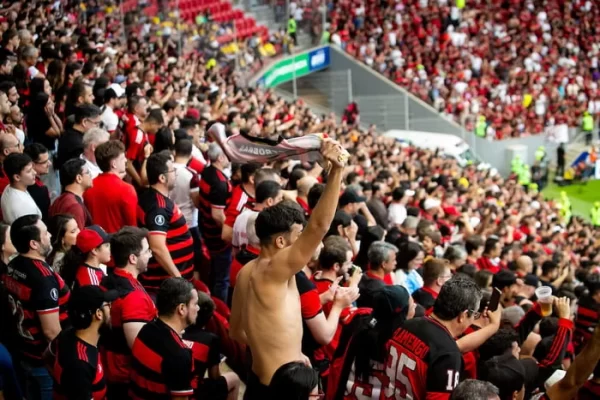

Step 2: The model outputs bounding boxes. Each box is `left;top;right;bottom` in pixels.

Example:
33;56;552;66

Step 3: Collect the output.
0;1;599;400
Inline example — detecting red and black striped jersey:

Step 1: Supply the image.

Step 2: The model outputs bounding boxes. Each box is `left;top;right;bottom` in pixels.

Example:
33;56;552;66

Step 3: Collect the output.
50;328;107;400
1;255;70;365
100;268;156;384
197;165;232;253
224;183;255;227
138;188;194;291
297;271;324;363
130;318;194;399
182;326;222;391
73;263;105;289
574;296;599;353
384;317;463;400
579;379;600;400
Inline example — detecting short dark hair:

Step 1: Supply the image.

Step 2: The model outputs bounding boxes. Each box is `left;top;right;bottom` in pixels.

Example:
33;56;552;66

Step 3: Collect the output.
127;95;146;113
241;163;260;184
432;276;482;321
174;138;193;158
23;143;48;163
156;277;195;317
465;235;484;255
479;328;520;362
0;80;16;95
95;140;125;173
541;260;558;276
450;379;499;400
270;362;319;400
255;201;305;246
10;214;42;254
538;317;558;338
4;153;32;184
146;109;164;126
319;236;350;270
484;237;499;255
74;103;101;124
288;168;306;190
110;226;148;268
180;117;198;131
60;158;86;187
196;290;215;328
307;183;325;210
147;150;171;185
255;180;281;204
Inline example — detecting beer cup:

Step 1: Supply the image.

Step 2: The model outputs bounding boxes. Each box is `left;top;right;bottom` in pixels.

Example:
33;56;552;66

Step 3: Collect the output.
535;286;553;317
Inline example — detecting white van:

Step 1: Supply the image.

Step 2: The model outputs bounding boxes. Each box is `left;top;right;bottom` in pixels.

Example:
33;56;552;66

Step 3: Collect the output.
383;130;488;169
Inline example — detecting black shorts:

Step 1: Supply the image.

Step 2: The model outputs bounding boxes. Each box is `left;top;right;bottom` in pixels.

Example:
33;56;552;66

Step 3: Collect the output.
244;370;272;400
197;376;228;400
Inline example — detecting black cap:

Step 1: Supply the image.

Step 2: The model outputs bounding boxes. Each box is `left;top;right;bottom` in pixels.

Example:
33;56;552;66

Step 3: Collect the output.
339;189;366;207
523;273;540;288
69;285;119;321
372;285;410;321
492;269;518;291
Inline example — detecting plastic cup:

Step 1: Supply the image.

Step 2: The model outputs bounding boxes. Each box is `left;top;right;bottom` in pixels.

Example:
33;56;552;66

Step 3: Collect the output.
535;286;553;316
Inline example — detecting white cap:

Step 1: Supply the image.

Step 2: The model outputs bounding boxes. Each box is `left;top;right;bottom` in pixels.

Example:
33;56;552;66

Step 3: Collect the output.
423;198;441;210
405;189;415;197
108;83;125;98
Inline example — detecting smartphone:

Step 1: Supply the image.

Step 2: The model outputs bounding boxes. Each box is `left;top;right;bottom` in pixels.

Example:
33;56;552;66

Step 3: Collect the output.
488;287;502;312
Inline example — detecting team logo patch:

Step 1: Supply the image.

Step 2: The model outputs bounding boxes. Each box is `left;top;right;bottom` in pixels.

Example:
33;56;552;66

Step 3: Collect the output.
50;288;59;301
154;215;166;226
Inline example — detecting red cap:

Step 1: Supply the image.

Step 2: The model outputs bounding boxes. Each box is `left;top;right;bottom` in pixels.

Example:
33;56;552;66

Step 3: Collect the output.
76;225;110;254
443;206;461;217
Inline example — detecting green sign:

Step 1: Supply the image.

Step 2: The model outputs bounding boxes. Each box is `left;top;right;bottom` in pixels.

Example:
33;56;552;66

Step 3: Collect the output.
257;46;331;88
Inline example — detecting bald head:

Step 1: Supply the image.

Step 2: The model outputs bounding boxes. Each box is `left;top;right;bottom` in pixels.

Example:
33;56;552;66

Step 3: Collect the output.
0;132;20;158
297;176;318;196
516;255;533;274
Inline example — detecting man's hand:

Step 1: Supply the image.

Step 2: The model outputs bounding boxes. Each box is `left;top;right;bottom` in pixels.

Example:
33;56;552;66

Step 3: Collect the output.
144;143;153;159
485;304;502;328
348;266;362;288
333;286;360;309
554;296;571;319
344;220;358;241
321;138;349;169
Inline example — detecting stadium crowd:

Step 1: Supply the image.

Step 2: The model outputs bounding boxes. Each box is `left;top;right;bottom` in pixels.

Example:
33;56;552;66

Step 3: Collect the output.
1;1;600;400
327;0;600;138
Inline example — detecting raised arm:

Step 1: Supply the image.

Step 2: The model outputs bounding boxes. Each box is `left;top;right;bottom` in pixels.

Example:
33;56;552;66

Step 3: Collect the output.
273;139;347;279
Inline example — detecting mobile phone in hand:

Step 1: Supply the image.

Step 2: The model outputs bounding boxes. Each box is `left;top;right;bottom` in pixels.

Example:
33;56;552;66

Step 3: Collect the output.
488;287;502;312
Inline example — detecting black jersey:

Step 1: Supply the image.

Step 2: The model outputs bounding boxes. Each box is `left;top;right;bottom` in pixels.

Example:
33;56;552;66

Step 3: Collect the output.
1;255;70;365
50;328;106;400
384;317;463;400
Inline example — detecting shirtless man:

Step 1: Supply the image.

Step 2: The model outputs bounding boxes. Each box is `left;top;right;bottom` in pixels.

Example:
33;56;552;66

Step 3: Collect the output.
231;139;357;399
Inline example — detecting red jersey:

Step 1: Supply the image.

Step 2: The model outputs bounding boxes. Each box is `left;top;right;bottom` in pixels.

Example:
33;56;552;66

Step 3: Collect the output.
476;257;501;274
224;184;254;228
100;268;156;384
366;271;394;285
73;264;105;289
84;173;138;233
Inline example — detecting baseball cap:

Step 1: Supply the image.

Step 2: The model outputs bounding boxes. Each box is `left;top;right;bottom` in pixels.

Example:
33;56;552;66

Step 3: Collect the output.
114;75;127;84
76;225;111;254
423;198;441;210
108;83;126;98
339;189;366;207
523;273;540;288
443;206;461;217
69;285;119;321
492;269;518;291
482;354;539;399
372;285;410;321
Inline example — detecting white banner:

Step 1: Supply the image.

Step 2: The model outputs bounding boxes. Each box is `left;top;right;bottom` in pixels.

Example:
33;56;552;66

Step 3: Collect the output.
545;124;569;143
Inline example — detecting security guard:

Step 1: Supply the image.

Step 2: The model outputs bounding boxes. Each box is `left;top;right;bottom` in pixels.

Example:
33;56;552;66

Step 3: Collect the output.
558;191;572;224
535;146;546;163
591;202;600;227
582;111;594;145
287;15;297;46
511;154;523;175
475;115;486;137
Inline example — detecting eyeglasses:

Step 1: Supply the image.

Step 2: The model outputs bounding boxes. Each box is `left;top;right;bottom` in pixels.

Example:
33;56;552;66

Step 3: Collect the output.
467;309;481;320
